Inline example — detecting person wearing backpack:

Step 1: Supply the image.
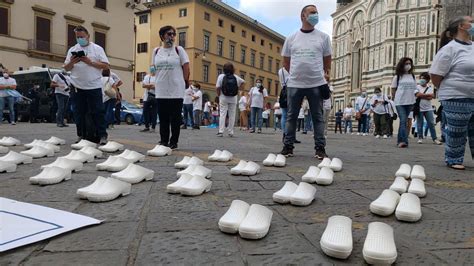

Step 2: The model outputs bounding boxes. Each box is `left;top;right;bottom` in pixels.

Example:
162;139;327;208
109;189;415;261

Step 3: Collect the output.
415;72;442;145
248;79;268;133
215;62;245;137
391;57;417;148
51;72;71;127
370;87;389;139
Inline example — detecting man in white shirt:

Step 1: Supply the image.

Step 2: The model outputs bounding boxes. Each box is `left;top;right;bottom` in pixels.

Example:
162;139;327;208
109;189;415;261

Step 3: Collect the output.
0;69;17;125
203;100;211;126
280;4;332;159
355;90;371;135
51;71;71;127
64;26;110;144
140;67;157;132
191;83;203;129
182;84;194;129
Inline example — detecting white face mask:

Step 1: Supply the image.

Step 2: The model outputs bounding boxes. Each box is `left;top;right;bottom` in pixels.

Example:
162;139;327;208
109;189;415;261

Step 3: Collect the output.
256;83;262;87
404;64;412;72
3;73;9;78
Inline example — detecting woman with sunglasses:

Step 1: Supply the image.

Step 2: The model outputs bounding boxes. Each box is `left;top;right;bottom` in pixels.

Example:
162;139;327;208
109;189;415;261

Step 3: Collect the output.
391;57;417;148
151;25;190;150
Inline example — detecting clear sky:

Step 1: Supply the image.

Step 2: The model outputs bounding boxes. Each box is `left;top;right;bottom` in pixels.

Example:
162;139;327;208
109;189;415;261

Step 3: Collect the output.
221;0;337;37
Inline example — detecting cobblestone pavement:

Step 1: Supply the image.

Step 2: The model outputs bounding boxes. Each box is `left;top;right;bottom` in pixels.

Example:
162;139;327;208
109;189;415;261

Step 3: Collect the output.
1;123;473;265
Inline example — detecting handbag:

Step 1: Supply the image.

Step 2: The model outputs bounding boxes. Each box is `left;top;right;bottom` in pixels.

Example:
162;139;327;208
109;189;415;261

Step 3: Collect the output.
319;84;331;100
355;97;368;121
103;77;117;98
278;70;288;108
413;87;429;117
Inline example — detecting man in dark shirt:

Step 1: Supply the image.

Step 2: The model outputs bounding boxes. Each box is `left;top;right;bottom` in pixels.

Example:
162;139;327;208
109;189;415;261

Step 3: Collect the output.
335;109;343;134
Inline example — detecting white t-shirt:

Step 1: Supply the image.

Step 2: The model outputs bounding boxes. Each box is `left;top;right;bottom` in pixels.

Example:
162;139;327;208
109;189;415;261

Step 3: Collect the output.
152;45;190;99
391;74;417;106
262;109;270;119
216;73;245;104
192;90;202;111
52;74;71;96
343;107;354;120
203;101;211;112
430;40;474;100
282;29;332;88
355;96;371;115
142;74;156;96
415;85;435;112
101;77;114;103
238;96;247;111
183;87;193;104
249;87;268;108
273;102;282;115
64;42;109;90
278;67;290;87
0;77;17;98
298;108;305;119
142;90;148;102
370;94;388;114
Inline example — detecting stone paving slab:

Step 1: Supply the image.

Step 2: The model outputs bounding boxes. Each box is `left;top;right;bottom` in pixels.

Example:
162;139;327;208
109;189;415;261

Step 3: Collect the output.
0;123;472;265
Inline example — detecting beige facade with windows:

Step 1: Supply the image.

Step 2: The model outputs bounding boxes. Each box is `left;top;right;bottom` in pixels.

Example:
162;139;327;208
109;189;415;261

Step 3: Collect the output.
0;0;138;100
134;0;285;104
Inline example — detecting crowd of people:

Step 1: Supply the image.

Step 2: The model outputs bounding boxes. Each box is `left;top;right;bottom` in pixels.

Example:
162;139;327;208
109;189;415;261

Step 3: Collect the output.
0;6;472;169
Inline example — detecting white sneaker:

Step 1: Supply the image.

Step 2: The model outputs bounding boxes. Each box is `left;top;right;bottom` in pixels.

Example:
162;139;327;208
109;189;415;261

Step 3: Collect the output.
375;135;381;139
86;177;132;202
417;139;423;144
433;139;442;145
357;133;361;136
363;133;368;136
383;135;388;139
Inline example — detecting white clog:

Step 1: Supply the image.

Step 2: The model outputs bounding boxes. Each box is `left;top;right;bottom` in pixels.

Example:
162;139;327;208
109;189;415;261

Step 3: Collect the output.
395;163;411;179
24;139;43;148
98;141;124;153
329;158;343;172
111;163;154;184
410;165;426;180
0;137;21;146
41;157;83;172
60;150;95;163
218;200;250;234
289;182;317;206
230;160;248;175
395;193;422;222
0;161;16;173
190;165;212;179
77;176;107;199
96;156;119;171
217;150;233;162
80;146;103;158
369;189;400;216
29;166;72;185
117;149;145;163
71;139;97;150
302;166;320;183
208;150;222;161
174;156;191;169
0;151;33;165
177;165;197;177
20;146;54;158
178;175;212;196
147;145;172;157
86;177;132;202
105;157;132;172
272;181;298;204
273;154;286;167
240;161;260;176
389;176;409;194
263;153;277;166
187;156;204;166
238;204;273;240
167;173;194;194
34;142;60;153
44;136;66;145
0;145;8;154
320;215;353;259
407;178;426;198
318;157;332;168
315;167;334;185
363;222;397;265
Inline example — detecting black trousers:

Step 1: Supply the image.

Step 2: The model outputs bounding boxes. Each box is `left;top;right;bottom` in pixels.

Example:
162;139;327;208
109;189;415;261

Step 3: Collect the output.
335;121;342;133
157;98;183;146
144;97;158;129
114;102;121;125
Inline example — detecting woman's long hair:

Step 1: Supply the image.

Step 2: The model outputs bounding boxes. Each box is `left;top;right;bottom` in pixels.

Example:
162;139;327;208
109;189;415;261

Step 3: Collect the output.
256;79;263;93
439;16;467;50
395;57;414;77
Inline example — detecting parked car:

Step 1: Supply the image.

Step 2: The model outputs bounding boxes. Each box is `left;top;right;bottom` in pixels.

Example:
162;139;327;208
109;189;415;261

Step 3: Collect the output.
115;100;142;125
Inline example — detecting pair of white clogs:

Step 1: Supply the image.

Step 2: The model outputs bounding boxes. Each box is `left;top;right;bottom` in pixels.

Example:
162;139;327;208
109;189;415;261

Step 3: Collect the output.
320;216;397;264
208;150;233;162
302;166;334;185
370;189;422;222
230;160;260;176
77;176;131;202
167;173;212;196
0;137;21;146
218;200;273;240
317;157;343;172
98;141;125;153
262;153;286;167
174;156;204;169
177;165;212;179
395;164;426;180
147;145;172;157
0;151;32;173
273;181;316;206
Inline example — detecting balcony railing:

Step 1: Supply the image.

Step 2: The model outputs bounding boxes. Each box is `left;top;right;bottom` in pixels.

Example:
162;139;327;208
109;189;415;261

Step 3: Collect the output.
27;40;67;57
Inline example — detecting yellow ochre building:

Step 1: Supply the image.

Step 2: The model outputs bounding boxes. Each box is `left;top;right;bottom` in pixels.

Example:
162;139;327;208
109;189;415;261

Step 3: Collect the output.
134;0;285;104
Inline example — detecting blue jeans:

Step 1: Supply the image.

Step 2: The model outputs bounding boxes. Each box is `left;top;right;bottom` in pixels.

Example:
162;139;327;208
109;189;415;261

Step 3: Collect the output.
396;104;414;145
344;120;352;133
0;96;15;124
417;110;437;141
281;108;287;133
284;86;325;150
358;114;369;133
104;98;115;127
55;93;69;125
250;107;263;130
76;88;107;140
183;103;193;127
304;114;312;132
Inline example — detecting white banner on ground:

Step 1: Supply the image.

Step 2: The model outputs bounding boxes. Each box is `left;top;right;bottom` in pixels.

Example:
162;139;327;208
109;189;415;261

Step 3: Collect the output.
0;197;101;252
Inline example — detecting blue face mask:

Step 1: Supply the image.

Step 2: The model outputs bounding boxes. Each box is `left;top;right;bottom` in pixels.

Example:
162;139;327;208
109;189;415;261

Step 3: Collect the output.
468;23;474;36
76;37;88;46
149;66;156;73
418;79;427;86
307;14;319;26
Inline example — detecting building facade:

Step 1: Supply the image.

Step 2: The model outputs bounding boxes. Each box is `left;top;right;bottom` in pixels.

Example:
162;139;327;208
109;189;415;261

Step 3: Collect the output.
0;0;138;100
134;0;285;104
330;0;455;113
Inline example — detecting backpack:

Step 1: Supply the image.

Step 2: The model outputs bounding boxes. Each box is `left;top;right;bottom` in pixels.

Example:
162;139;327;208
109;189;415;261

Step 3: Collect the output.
221;73;239;96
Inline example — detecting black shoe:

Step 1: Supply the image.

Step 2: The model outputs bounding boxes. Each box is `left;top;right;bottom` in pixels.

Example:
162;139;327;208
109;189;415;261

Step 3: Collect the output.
181;125;187;129
62;124;69;127
294;139;301;144
257;129;262;134
57;124;64;127
99;137;107;145
315;147;328;160
216;132;223;137
249;130;255;133
280;145;294;157
169;143;178;150
140;128;150;132
302;131;307;134
193;126;200;130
